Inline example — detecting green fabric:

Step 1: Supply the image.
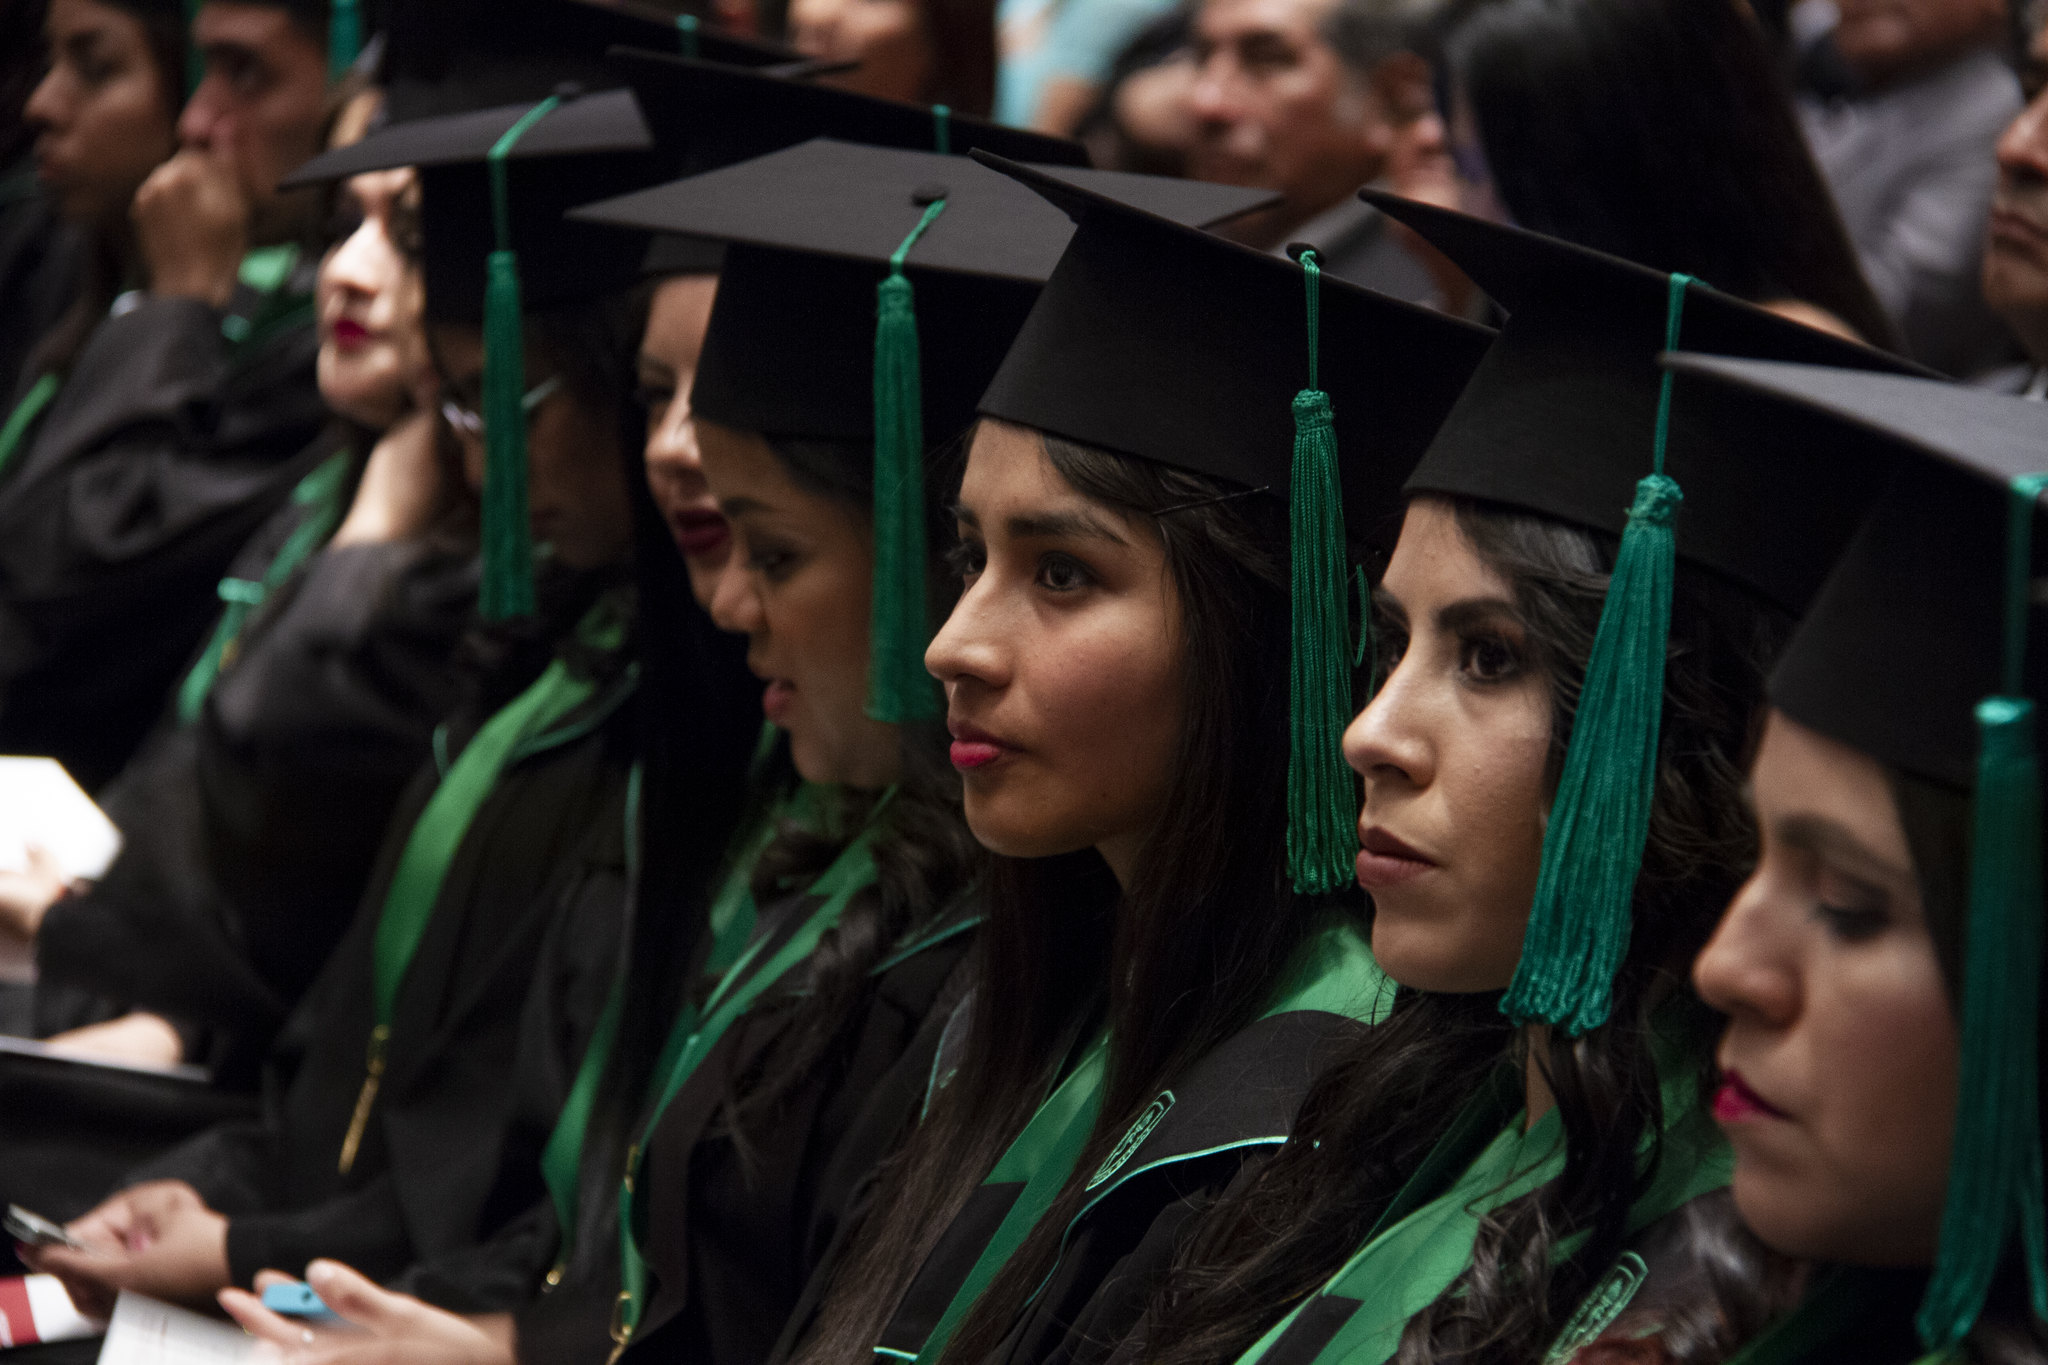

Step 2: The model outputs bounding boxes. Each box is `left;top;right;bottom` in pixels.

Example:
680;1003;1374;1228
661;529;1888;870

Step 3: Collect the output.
902;918;1393;1365
1724;1268;1909;1365
1285;248;1356;896
1918;472;2048;1348
1235;1030;1728;1365
183;0;202;95
175;449;352;724
223;246;313;356
536;755;819;1280
613;794;893;1345
328;0;360;79
0;372;59;481
866;200;948;723
1502;273;1693;1036
478;95;563;621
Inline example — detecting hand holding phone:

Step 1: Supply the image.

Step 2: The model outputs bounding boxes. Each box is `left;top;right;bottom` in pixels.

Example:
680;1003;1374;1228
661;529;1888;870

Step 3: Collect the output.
4;1205;85;1251
260;1281;342;1324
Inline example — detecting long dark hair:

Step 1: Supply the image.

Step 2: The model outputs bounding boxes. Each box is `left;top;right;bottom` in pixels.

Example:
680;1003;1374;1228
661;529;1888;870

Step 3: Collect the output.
793;422;1365;1365
710;432;984;1163
1141;494;1796;1365
1444;0;1896;349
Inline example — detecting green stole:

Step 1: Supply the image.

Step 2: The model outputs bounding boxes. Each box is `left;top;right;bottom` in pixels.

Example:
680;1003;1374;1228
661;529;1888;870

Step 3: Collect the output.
1233;1033;1731;1365
603;790;897;1360
175;448;353;723
335;595;635;1175
887;917;1394;1365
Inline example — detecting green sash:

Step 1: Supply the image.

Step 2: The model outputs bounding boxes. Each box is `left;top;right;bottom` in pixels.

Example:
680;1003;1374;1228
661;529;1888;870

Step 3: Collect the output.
608;792;895;1358
0;372;59;482
175;449;353;723
890;918;1393;1365
1234;1038;1731;1365
336;599;633;1175
536;752;821;1286
220;244;315;355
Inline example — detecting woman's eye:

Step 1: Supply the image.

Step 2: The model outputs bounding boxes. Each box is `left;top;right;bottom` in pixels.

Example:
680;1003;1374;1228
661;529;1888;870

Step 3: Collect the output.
747;545;799;580
1812;870;1890;942
632;384;674;414
944;539;985;581
1457;632;1522;683
1035;553;1094;593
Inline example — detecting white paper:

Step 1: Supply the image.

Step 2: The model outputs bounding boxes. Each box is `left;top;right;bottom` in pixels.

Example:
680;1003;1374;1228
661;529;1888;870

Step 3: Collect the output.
0;757;121;881
95;1293;251;1365
0;1035;209;1083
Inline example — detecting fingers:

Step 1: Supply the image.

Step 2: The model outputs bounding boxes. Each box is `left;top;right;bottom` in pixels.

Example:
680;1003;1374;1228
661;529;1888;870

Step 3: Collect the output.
303;1261;411;1330
220;1288;309;1347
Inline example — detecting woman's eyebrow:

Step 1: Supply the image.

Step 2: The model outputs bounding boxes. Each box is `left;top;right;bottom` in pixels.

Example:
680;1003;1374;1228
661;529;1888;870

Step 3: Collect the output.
1776;813;1913;885
1004;508;1129;546
1437;596;1521;634
949;501;979;530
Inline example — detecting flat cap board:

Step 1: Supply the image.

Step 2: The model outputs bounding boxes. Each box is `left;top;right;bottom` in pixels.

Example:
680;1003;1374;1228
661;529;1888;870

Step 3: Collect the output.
283;86;652;186
570;137;1276;280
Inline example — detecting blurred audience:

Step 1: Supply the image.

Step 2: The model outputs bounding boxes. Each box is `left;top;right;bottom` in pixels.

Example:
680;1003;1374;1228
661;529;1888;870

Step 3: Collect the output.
1182;0;1453;300
1981;5;2048;390
998;0;1178;131
791;0;998;114
1072;9;1197;172
0;0;335;791
1794;0;2020;374
1437;0;1894;341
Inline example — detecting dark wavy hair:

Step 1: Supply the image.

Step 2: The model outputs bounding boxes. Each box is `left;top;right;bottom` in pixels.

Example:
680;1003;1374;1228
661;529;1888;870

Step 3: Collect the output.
790;421;1369;1365
1139;493;1799;1365
1445;0;1896;349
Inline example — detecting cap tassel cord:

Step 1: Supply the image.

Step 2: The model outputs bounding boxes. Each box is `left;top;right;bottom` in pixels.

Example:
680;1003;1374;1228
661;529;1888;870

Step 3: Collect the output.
676;14;700;60
931;105;951;154
1501;273;1693;1035
1917;471;2048;1350
479;95;561;621
866;198;948;723
328;0;361;81
1286;248;1356;896
184;0;203;95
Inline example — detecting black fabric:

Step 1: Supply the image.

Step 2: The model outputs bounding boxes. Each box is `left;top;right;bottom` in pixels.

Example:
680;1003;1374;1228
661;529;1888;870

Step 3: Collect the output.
610;49;1085;174
124;599;638;1287
1660;356;2048;793
33;485;480;1080
0;268;328;790
876;1008;1370;1365
973;157;1493;545
513;903;981;1365
0;171;81;405
1358;191;1930;615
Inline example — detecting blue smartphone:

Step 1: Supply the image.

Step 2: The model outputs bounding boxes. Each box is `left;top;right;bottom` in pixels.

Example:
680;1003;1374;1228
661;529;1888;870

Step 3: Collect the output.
260;1282;341;1323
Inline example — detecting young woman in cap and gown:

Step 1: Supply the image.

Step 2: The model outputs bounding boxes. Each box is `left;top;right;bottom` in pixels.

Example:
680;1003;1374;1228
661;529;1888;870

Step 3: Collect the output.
754;159;1487;1365
1110;197;1932;1365
209;134;1271;1365
1664;356;2048;1363
20;86;760;1319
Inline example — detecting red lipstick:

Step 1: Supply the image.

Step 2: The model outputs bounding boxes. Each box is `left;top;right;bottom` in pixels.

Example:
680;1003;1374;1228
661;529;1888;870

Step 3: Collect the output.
330;317;371;352
948;721;1008;771
1713;1070;1787;1124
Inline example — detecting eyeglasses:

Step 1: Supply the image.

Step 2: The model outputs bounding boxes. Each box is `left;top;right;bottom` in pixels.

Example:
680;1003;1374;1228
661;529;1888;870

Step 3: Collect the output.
440;374;564;439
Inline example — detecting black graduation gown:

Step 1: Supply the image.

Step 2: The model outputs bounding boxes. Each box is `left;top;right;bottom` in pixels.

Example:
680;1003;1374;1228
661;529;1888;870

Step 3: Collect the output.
875;1009;1373;1365
124;593;638;1285
31;482;480;1076
0;254;327;790
0;168;80;406
511;895;982;1365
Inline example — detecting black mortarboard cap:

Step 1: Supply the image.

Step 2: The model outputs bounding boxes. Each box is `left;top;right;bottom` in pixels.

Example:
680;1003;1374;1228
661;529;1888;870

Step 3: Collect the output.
1362;190;1932;615
379;0;798;124
610;48;1088;174
974;160;1493;541
1652;355;2048;1354
572;137;1277;723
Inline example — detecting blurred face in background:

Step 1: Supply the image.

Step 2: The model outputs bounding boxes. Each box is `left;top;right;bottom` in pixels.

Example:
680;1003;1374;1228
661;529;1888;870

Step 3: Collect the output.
1985;23;2048;365
178;1;327;239
1185;0;1389;244
1830;0;2004;87
26;0;179;227
639;273;730;608
789;0;936;105
316;169;428;430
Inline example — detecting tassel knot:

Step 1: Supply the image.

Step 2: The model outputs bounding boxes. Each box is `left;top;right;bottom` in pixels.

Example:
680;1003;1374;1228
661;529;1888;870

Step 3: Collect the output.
1628;473;1682;525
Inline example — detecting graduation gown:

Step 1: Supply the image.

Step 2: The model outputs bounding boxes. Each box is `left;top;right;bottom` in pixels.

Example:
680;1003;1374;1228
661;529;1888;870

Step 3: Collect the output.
32;473;480;1074
872;918;1391;1365
0;252;328;790
511;893;982;1365
124;588;638;1285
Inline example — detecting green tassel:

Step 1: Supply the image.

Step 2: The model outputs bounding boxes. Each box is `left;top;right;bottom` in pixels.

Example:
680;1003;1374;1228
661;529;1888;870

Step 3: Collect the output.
184;0;203;95
931;104;951;154
1501;273;1694;1035
477;95;561;622
676;13;700;59
1917;472;2048;1349
328;0;361;81
1286;248;1356;896
865;199;948;723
